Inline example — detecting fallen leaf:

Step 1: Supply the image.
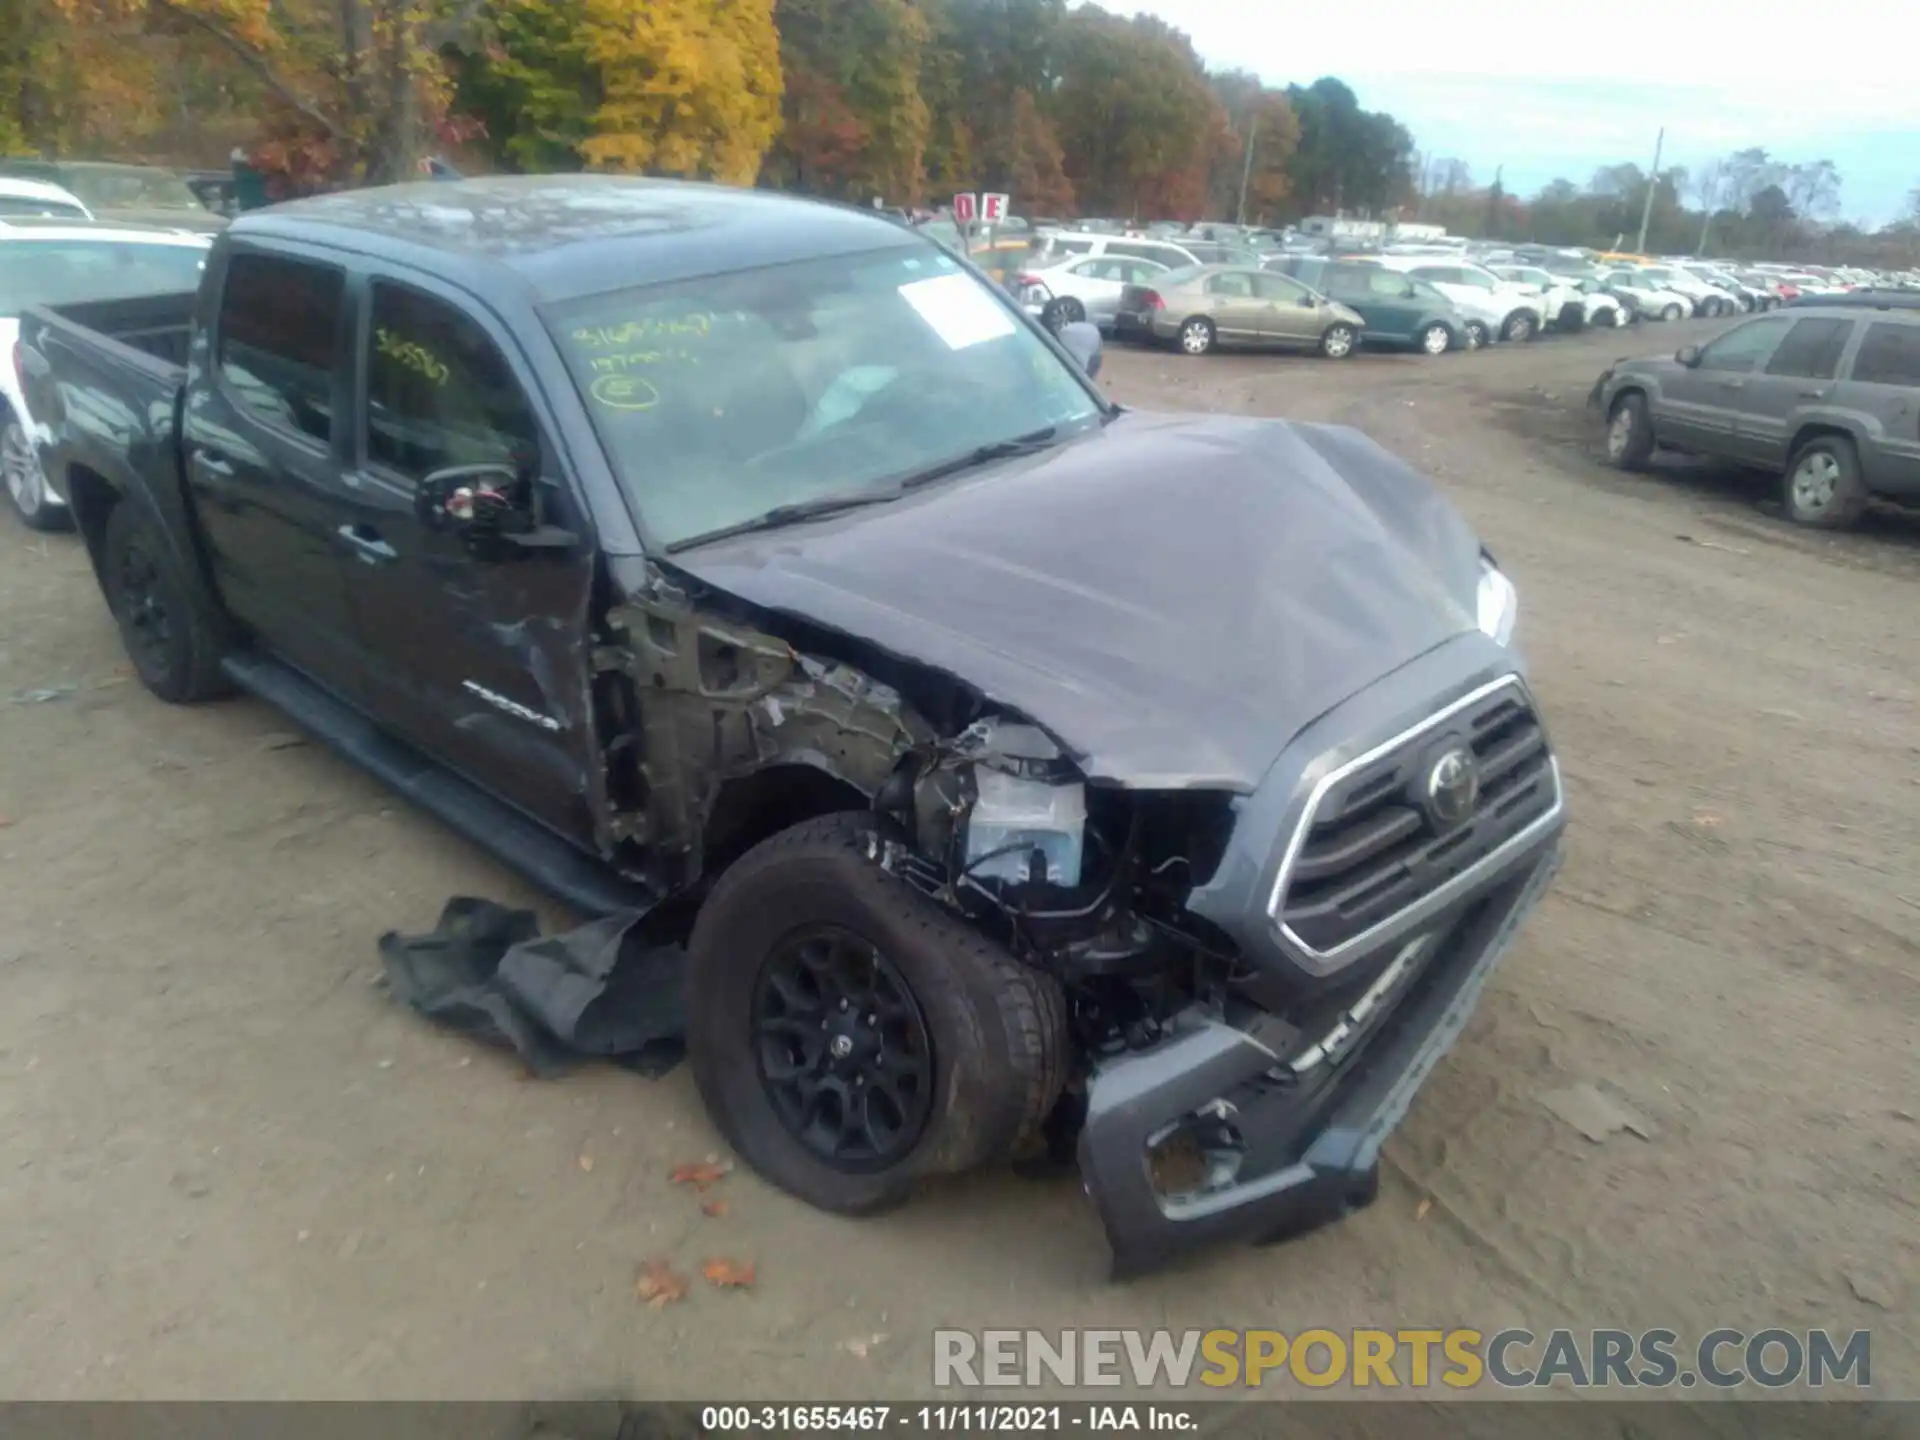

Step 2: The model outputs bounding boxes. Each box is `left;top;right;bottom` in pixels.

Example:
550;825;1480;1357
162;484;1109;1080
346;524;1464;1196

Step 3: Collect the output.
701;1199;729;1218
0;817;13;829
1691;812;1724;828
672;1160;733;1188
703;1257;756;1289
842;1332;890;1359
578;1154;594;1173
1415;1197;1432;1221
635;1259;688;1309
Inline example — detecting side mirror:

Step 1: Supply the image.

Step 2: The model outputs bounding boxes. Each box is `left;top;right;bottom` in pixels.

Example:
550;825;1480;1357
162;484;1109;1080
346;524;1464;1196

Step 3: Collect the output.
418;463;577;554
1675;345;1702;367
1057;319;1103;380
1299;295;1318;307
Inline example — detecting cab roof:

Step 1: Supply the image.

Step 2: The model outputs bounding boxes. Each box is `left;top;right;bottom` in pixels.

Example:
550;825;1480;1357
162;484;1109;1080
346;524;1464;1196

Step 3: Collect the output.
236;174;924;303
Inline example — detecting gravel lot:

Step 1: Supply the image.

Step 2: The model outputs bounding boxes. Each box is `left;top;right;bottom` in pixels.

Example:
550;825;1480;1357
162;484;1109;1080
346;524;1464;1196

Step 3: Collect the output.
0;316;1913;1407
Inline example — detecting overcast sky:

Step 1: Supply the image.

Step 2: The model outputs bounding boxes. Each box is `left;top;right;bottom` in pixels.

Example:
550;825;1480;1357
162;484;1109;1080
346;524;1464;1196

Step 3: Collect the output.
1119;0;1920;225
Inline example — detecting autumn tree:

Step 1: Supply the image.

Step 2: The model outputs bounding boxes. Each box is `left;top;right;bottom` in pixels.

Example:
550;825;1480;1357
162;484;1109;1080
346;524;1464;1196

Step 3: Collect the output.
768;0;930;202
1285;77;1415;215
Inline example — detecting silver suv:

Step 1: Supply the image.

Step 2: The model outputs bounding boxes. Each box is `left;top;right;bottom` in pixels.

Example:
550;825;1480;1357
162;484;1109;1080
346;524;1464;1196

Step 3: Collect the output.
1589;297;1920;528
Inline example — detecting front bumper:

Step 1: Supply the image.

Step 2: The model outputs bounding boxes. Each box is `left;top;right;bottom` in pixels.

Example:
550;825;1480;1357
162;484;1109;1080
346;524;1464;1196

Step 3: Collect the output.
1078;841;1562;1277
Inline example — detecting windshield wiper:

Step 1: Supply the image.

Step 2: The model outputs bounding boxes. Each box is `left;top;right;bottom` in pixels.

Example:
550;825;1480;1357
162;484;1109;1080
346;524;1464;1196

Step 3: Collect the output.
896;425;1063;492
668;490;902;549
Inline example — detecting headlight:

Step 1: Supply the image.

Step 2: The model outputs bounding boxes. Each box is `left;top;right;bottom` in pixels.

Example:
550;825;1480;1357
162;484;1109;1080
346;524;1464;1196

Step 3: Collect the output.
959;719;1087;887
1477;558;1518;646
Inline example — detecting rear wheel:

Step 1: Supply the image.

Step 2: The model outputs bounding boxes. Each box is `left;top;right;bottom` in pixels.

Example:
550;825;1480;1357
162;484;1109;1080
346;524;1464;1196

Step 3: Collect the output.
1040;295;1085;334
1605;392;1655;471
99;500;232;703
1177;317;1215;356
1502;310;1537;343
1319;323;1358;359
1463;320;1490;350
687;815;1067;1214
1782;436;1869;529
1661;303;1684;321
1418;322;1451;356
2;419;69;533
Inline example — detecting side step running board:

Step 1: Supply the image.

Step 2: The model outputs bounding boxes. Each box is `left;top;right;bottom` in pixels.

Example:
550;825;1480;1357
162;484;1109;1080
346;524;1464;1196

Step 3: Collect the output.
222;653;656;918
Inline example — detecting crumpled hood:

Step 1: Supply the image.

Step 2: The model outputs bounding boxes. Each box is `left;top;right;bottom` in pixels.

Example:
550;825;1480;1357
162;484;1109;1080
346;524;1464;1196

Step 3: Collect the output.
671;411;1484;791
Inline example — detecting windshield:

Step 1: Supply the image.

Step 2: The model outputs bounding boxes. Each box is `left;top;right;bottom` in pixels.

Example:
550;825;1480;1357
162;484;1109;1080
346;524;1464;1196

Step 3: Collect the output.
0;239;207;315
547;244;1104;549
61;166;206;212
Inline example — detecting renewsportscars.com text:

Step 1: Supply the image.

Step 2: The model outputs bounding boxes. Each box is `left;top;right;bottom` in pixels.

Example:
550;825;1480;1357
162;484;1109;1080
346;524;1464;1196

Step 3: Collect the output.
933;1327;1873;1390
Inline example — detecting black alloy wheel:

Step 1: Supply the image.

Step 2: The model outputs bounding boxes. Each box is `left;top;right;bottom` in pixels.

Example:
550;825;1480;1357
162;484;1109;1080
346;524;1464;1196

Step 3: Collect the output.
752;924;935;1170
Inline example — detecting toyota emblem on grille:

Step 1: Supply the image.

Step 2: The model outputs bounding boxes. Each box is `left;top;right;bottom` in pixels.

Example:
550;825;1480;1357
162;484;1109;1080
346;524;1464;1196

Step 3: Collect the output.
1424;747;1479;828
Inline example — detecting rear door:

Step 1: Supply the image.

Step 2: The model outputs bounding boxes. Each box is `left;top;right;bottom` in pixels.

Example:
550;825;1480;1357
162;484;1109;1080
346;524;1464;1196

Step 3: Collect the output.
1202;270;1264;340
183;245;365;699
337;269;602;844
1354;267;1420;339
1730;316;1853;465
1659;315;1793;451
1840;321;1920;493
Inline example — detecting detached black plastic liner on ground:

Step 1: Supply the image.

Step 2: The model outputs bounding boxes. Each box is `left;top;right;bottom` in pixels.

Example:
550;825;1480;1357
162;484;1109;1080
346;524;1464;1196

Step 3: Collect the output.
378;897;687;1077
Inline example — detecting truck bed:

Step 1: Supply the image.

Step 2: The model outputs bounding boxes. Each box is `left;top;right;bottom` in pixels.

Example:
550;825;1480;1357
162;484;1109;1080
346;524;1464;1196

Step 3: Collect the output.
35;291;196;374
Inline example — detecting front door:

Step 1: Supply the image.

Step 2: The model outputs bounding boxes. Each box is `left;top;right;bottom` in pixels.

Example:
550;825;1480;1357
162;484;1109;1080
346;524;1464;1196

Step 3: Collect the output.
338;271;602;847
1253;271;1321;344
1659;316;1794;451
183;246;365;699
1731;316;1853;466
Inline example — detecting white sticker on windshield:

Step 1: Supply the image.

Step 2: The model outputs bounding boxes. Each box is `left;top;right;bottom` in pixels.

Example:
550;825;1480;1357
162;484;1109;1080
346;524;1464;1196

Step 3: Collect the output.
898;272;1016;351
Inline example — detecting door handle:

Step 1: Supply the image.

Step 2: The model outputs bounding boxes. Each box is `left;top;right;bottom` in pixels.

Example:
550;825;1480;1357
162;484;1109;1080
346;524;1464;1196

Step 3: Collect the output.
1720;379;1745;390
1797;388;1828;399
336;524;397;564
194;451;236;478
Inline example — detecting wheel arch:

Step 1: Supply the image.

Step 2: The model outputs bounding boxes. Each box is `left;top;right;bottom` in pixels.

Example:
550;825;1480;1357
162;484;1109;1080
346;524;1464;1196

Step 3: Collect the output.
699;762;872;881
1787;421;1862;462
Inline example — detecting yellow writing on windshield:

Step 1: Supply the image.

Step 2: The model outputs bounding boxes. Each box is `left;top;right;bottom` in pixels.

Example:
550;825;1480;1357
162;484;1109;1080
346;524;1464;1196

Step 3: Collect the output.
588;347;701;374
375;327;449;386
589;373;661;412
572;313;713;348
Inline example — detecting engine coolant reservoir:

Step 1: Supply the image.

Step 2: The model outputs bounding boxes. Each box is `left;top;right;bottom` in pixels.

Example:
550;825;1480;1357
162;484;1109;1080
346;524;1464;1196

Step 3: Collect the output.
962;722;1087;887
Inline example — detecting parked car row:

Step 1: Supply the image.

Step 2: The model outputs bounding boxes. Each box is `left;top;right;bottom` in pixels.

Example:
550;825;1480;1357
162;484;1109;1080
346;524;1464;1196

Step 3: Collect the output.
1591;292;1920;530
0;158;227;232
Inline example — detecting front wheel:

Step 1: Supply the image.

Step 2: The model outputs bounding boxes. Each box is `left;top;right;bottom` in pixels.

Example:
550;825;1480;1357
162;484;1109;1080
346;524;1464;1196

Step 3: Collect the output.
1661;303;1684;322
1177;317;1215;356
2;419;70;533
1463;320;1490;350
1782;436;1869;529
1319;323;1358;359
1502;310;1537;343
1418;322;1451;356
1596;306;1621;328
99;500;232;702
687;816;1068;1215
1605;392;1655;471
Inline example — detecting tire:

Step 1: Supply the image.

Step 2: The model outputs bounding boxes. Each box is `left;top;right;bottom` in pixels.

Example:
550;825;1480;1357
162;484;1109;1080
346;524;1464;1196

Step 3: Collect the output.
1418;322;1451;356
1177;316;1215;356
1782;435;1870;530
1463;320;1490;350
1661;303;1684;322
1055;296;1086;326
1597;306;1621;328
1501;310;1537;343
2;418;70;533
1559;305;1587;334
687;814;1068;1215
1605;392;1655;471
99;500;232;703
1319;323;1358;359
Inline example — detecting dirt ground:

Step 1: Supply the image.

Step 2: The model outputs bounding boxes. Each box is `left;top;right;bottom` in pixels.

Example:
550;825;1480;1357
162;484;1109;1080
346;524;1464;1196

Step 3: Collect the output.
0;315;1913;1409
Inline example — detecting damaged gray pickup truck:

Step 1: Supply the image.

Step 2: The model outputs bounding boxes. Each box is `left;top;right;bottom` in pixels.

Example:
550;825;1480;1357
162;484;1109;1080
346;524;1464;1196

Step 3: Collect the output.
18;175;1565;1275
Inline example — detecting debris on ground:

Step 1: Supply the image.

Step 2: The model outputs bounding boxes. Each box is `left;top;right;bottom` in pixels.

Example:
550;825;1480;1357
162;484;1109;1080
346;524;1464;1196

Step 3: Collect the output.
635;1258;689;1310
700;1199;729;1218
1846;1271;1893;1309
841;1333;889;1359
377;897;686;1077
9;685;74;704
1540;1082;1658;1143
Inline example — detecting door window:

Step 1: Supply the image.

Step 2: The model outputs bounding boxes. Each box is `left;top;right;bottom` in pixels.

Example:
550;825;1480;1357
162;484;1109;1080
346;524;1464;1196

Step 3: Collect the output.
1368;270;1416;297
1695;317;1792;373
1206;271;1256;298
217;253;344;444
1411;267;1458;286
1120;260;1167;283
1763;318;1853;380
363;282;542;483
1253;273;1309;302
1849;323;1920;386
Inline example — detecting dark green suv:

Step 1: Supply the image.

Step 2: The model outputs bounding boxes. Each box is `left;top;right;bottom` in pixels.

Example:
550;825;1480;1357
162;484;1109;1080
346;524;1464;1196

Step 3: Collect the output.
1266;256;1470;355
